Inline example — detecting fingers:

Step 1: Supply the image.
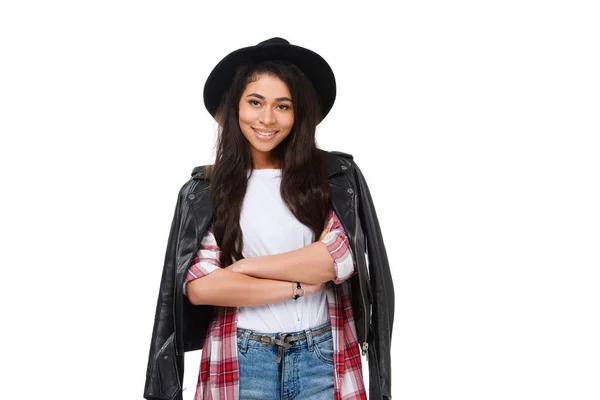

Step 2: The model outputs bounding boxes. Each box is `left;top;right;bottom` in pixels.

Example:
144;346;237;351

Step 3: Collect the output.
324;219;334;234
322;218;333;232
318;218;335;241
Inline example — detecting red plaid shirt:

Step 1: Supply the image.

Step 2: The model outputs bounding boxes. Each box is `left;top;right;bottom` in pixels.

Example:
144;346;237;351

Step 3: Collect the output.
184;209;367;400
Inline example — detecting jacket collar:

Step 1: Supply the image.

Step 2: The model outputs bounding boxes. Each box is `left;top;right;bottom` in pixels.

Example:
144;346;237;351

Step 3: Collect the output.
191;149;352;181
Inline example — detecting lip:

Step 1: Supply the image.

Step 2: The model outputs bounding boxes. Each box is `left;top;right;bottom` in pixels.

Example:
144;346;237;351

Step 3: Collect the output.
252;128;279;141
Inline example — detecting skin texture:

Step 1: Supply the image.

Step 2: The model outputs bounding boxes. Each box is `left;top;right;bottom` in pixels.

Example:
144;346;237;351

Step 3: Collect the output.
226;219;336;284
187;215;335;306
187;74;336;306
238;73;295;169
187;269;321;307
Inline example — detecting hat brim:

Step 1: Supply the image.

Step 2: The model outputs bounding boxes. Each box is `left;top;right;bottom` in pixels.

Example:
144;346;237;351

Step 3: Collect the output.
203;41;336;122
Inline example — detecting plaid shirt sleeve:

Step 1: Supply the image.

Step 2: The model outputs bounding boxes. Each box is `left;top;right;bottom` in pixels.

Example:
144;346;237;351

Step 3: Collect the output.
182;224;222;296
319;208;357;284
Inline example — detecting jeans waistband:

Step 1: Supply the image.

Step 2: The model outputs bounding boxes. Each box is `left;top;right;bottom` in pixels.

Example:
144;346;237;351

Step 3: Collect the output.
237;321;332;364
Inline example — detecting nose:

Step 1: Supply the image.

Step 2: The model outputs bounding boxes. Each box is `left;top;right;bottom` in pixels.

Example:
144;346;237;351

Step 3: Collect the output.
258;106;276;125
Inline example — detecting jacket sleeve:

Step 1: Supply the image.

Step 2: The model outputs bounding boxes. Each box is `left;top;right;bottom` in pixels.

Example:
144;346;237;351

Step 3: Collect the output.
353;161;395;400
144;184;186;400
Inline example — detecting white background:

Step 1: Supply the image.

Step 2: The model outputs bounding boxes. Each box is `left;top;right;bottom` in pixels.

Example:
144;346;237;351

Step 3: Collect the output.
1;1;599;399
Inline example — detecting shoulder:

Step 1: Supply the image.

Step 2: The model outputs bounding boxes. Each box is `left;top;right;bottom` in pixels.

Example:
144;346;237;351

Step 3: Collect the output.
320;149;354;162
190;164;213;180
185;164;213;190
328;150;354;160
319;149;356;176
170;164;212;201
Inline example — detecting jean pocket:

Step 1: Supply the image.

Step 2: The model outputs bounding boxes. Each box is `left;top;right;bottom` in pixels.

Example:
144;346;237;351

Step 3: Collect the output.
313;335;334;365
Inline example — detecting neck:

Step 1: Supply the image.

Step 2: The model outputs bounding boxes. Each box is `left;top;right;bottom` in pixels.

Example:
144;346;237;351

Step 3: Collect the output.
251;153;281;170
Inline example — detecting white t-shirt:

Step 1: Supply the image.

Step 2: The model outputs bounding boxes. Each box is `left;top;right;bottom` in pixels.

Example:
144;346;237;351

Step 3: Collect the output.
236;168;330;333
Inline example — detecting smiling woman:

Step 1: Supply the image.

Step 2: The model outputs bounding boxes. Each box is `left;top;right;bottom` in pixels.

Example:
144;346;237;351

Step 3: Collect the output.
144;37;394;400
238;74;295;169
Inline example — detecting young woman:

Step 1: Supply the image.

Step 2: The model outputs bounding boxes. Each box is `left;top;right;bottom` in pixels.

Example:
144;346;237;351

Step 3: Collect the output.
144;38;394;400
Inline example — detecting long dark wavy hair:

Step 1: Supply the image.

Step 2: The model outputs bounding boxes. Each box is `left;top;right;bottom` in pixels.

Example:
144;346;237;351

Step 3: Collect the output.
207;60;331;268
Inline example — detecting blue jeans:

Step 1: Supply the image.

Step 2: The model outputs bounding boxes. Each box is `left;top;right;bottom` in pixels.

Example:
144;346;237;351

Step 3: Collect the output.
236;321;335;400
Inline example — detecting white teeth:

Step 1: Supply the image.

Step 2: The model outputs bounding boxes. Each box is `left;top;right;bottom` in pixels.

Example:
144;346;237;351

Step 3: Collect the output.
255;130;277;136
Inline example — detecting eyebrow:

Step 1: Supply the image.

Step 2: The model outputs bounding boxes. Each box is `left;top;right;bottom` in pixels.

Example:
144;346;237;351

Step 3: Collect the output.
246;93;293;102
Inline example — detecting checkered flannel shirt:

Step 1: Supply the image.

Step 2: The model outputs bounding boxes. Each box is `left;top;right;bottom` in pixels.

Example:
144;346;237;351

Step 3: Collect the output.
183;208;367;400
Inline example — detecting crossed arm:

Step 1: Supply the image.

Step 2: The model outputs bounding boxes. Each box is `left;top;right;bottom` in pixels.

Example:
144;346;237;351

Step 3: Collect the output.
185;209;356;307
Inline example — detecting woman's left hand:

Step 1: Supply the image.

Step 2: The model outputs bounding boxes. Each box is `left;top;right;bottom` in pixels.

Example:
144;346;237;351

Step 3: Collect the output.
225;260;243;273
318;217;334;241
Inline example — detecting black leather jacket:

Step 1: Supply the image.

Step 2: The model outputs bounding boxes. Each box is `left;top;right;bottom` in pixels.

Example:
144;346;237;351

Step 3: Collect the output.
144;150;394;399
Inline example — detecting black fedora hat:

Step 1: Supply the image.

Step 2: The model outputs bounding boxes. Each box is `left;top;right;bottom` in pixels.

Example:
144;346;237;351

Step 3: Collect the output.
203;37;336;122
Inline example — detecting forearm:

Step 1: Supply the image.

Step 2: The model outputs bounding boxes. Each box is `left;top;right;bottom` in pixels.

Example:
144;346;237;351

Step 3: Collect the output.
236;241;336;284
186;268;294;307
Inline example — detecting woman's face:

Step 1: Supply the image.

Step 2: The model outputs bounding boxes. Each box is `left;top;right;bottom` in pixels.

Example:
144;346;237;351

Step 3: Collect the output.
238;73;294;168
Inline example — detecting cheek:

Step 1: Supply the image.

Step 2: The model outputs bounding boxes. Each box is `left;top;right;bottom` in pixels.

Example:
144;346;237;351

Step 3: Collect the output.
283;115;295;131
238;105;253;125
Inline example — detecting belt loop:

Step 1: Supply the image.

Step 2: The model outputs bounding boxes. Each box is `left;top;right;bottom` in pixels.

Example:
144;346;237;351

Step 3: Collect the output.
238;330;250;353
305;328;314;352
275;333;291;364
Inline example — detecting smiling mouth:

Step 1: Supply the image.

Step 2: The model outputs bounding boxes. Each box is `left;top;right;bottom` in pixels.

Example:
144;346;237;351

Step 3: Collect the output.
253;128;279;137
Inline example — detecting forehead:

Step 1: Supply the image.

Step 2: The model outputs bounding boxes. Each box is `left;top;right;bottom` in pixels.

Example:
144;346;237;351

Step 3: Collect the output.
243;73;291;97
